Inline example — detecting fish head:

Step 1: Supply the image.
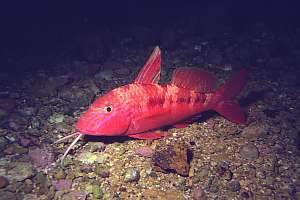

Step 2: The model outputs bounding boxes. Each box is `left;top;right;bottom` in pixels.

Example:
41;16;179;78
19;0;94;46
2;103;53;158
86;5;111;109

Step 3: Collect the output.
76;88;132;136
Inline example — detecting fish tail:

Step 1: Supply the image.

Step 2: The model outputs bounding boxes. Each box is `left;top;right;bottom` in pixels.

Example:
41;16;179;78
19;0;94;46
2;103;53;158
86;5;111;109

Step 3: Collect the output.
211;69;247;123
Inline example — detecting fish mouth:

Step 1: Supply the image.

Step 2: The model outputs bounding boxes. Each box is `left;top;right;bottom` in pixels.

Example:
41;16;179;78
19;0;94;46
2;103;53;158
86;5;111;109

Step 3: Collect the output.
54;132;83;166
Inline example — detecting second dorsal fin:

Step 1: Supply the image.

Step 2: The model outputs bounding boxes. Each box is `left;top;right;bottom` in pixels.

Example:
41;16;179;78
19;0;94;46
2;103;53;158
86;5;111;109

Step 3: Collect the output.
134;46;161;84
171;67;217;92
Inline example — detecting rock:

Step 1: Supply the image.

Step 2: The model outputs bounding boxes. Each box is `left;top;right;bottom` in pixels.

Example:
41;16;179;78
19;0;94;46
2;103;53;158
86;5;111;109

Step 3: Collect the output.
143;189;184;200
115;68;131;76
48;113;65;124
52;179;72;191
134;146;153;157
240;143;259;161
0;99;16;111
0;162;34;182
4;144;28;155
192;186;207;200
152;143;191;176
28;147;55;168
124;168;140;183
95;165;110;178
19;179;33;193
241;123;268;140
0;109;8;122
53;168;66;180
62;191;87;200
0;176;9;188
85;182;104;199
228;180;241;192
0;137;8;151
18;107;37;116
77;152;108;164
0;191;16;200
94;69;114;81
88;142;106;153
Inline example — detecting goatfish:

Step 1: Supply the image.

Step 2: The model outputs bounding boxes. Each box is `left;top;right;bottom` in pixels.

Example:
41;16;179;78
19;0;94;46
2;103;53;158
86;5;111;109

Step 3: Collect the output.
55;46;247;163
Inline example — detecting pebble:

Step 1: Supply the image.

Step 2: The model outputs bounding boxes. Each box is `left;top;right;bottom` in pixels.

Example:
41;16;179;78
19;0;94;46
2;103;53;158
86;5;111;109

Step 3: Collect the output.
240;143;259;161
77;152;108;164
0;176;9;188
94;69;114;81
48;113;65;124
52;179;72;191
1;162;34;182
88;142;106;152
191;186;207;200
0;109;7;122
124;168;140;182
0;191;16;200
241;123;268;140
53;168;66;180
95;165;110;178
228;180;241;192
134;146;153;157
19;179;33;193
152;143;190;176
0;137;8;151
28;148;55;168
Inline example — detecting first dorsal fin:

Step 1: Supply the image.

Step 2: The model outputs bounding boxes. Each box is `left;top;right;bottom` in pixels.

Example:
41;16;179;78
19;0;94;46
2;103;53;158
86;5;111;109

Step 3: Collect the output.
134;46;161;84
171;67;217;92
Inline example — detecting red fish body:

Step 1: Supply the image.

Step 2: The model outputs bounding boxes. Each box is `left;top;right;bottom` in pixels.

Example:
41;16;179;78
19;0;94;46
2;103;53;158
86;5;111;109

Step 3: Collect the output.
76;47;247;139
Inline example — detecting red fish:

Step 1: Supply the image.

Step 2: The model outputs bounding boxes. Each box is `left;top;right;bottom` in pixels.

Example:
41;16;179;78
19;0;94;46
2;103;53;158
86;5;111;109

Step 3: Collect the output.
56;46;247;162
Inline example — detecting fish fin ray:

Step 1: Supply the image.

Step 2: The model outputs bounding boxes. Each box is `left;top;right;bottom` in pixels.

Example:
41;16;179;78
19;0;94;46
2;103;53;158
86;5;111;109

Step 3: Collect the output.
214;100;246;124
171;67;216;92
134;46;161;84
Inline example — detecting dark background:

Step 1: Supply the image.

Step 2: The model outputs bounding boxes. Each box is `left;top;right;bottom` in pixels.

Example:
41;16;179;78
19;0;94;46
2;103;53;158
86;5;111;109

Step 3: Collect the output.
0;0;299;74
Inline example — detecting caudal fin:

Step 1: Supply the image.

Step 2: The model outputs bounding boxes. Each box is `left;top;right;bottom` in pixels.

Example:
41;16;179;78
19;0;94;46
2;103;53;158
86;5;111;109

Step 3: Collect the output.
212;69;247;124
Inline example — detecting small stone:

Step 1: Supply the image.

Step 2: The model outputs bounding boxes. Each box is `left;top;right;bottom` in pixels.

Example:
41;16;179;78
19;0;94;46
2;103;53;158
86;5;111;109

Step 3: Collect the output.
195;167;210;182
62;191;87;200
0;191;16;200
152;142;190;176
53;168;66;180
77;152;108;164
48;113;65;124
228;180;241;192
2;162;34;182
4;144;28;155
240;143;259;161
0;176;9;188
0;109;8;122
88;142;106;152
94;69;114;81
92;184;103;199
29;148;55;168
124;168;140;182
241;123;268;140
52;179;72;191
19;179;33;193
95;165;110;178
134;146;153;157
18;107;37;116
115;68;131;76
192;186;207;200
0;137;8;151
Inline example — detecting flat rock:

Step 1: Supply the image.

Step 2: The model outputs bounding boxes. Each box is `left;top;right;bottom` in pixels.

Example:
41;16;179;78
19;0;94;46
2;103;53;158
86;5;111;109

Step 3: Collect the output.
152;142;191;176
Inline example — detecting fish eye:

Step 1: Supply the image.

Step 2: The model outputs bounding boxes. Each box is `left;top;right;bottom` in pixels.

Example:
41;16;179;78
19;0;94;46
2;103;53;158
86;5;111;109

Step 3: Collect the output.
104;105;112;113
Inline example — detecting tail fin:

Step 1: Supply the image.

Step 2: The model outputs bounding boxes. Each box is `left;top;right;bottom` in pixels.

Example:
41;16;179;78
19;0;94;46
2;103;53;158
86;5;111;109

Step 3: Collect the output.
212;69;247;124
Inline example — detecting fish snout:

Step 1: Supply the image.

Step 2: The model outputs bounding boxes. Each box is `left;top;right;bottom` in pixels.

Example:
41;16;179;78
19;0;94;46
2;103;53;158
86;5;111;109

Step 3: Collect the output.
75;111;105;135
